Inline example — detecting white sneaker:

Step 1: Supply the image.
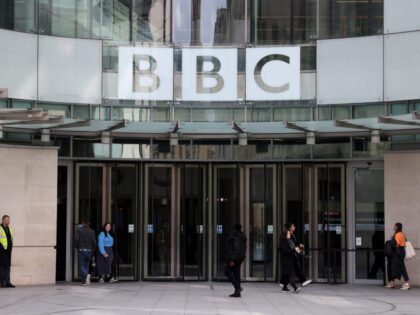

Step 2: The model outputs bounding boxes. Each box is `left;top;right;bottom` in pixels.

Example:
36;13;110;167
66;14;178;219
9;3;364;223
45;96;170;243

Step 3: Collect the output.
401;284;411;290
86;274;91;286
302;280;312;287
99;278;105;283
294;287;301;294
278;283;284;288
109;277;118;283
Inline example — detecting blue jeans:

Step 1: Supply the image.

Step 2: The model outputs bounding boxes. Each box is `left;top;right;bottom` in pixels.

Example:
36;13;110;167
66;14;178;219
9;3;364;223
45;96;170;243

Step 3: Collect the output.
78;250;92;283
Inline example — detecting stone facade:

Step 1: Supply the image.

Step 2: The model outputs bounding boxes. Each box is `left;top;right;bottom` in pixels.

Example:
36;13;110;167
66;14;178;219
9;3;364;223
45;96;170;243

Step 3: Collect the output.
385;151;420;286
0;145;58;285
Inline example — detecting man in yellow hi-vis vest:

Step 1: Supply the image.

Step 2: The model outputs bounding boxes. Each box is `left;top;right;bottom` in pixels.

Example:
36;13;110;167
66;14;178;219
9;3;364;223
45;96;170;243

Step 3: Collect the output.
0;215;14;288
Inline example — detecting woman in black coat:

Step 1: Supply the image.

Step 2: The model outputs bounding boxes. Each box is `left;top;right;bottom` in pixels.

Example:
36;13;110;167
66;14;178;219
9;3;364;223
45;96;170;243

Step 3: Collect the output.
279;228;301;293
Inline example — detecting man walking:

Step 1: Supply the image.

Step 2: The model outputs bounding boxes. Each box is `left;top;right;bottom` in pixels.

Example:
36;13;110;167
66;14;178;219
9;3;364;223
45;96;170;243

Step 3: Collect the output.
225;223;247;298
285;223;312;287
74;219;96;286
0;215;14;288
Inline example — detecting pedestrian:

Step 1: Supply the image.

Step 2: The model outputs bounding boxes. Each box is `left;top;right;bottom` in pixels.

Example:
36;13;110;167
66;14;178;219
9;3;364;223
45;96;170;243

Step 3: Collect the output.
74;219;96;286
0;215;15;288
385;223;411;290
97;222;117;283
225;223;247;298
279;228;301;293
284;223;312;287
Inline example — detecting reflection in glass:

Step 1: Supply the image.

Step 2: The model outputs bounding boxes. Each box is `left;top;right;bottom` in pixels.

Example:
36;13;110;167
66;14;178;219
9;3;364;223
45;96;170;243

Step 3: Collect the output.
173;0;245;46
250;108;271;122
353;104;384;119
38;103;71;117
332;106;350;120
113;107;150;121
355;169;384;280
73;105;90;119
112;141;151;159
147;167;172;277
273;108;311;121
192;108;231;122
133;0;171;42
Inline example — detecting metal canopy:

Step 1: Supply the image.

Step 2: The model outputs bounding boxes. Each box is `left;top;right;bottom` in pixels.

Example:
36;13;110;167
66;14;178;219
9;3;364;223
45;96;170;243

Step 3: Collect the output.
3;109;420;141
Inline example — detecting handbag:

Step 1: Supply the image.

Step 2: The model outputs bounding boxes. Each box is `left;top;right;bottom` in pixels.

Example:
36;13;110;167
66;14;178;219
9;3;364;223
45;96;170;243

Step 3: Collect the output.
405;240;416;260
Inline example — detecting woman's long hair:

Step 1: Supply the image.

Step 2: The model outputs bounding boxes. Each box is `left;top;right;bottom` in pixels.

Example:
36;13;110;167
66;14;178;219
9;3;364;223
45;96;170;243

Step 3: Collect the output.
102;222;112;237
280;228;289;240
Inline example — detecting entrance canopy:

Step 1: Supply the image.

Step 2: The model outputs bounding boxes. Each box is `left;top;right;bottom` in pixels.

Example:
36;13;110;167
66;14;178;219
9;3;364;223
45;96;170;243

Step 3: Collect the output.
2;109;420;142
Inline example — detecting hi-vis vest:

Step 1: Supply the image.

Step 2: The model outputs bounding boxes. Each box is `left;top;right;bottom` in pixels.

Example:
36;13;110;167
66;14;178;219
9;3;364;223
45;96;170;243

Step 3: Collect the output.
0;226;12;250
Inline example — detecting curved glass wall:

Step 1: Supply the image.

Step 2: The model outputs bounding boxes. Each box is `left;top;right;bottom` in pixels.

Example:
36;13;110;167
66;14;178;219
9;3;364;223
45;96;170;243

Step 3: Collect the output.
1;0;383;43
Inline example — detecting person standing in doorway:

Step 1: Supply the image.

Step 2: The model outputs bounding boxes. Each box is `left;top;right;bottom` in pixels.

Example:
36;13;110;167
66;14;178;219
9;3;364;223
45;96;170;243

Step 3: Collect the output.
97;222;117;283
285;223;312;287
279;228;300;293
74;219;96;286
225;223;247;298
0;215;15;288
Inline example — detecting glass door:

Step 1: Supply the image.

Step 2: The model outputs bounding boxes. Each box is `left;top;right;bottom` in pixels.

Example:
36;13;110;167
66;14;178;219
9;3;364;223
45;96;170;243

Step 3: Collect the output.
110;164;138;280
245;165;277;281
144;165;175;279
283;164;346;283
179;164;207;280
213;165;239;279
349;165;384;284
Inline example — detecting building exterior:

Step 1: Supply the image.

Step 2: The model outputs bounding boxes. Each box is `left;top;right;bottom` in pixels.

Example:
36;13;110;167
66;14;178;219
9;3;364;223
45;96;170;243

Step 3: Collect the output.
0;0;420;286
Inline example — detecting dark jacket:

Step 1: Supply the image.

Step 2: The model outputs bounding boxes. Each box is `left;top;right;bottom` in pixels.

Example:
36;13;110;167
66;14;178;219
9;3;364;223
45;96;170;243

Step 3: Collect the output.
226;231;247;263
74;225;96;251
385;238;403;280
279;238;297;276
0;225;12;267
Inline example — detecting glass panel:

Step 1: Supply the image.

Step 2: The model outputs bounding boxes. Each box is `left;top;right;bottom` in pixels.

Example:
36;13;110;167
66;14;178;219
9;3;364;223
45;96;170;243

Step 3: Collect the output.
233;108;245;122
56;166;67;281
152;140;190;159
38;104;71;117
251;108;271;122
0;100;7;108
273;141;310;159
353;138;389;158
112;140;151;159
73;139;110;158
332;106;351;120
14;0;36;33
192;140;232;159
301;46;316;70
54;136;71;157
318;106;330;120
112;166;137;280
293;0;317;44
73;105;90;119
192;108;231;122
133;0;171;43
249;167;274;279
273;108;311;121
314;141;350;159
252;0;291;45
112;107;150;121
12;101;31;108
173;0;246;46
353;104;384;119
153;107;170;121
390;103;407;115
355;169;384;280
146;167;172;277
101;0;131;42
180;165;207;279
92;106;101;120
232;141;271;160
214;166;238;278
74;165;104;280
174;108;191;122
319;0;384;39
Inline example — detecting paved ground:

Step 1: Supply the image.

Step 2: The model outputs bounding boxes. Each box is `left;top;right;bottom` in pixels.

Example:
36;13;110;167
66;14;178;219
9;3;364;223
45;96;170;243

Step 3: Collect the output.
0;282;419;315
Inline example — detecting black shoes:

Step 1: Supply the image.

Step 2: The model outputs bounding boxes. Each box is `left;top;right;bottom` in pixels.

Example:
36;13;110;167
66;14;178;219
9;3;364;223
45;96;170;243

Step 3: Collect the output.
5;283;15;288
229;287;243;298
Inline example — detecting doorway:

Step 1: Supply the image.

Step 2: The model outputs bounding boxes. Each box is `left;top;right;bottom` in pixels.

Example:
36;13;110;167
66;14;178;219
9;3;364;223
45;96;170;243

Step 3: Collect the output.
74;163;138;281
143;164;207;280
283;164;346;283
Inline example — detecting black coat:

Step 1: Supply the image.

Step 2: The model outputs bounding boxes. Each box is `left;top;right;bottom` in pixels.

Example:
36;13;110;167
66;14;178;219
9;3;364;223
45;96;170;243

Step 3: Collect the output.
279;238;297;276
385;239;403;280
0;226;12;267
226;231;247;263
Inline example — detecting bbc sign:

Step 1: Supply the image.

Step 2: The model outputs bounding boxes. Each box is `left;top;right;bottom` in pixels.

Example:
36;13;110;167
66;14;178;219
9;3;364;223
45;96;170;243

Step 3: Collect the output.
118;47;300;101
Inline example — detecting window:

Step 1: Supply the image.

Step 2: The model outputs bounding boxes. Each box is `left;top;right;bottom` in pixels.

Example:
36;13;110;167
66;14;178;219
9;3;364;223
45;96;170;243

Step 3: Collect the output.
73;105;90;120
192;108;231;122
250;108;271;122
390;103;407;115
0;100;7;108
332;106;351;120
113;107;150;121
153;107;170;122
173;0;246;46
174;108;191;122
12;101;32;108
273;108;310;121
318;106;330;120
353;104;384;119
37;104;71;117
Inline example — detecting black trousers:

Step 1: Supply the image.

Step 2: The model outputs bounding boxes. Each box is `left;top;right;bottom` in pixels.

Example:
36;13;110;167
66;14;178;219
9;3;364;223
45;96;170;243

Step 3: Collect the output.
294;258;306;283
225;261;241;291
0;265;11;285
281;273;297;290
